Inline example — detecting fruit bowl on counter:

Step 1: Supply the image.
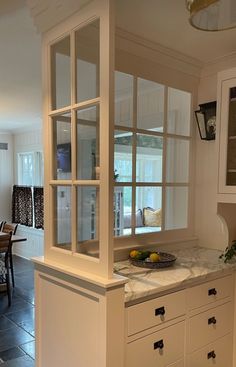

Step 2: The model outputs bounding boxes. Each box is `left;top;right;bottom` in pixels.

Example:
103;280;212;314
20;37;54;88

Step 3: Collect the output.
129;249;176;269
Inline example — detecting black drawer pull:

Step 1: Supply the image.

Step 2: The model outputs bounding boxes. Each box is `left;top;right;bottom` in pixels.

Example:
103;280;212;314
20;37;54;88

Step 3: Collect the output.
208;288;217;296
208;351;216;359
154;339;164;350
208;316;217;325
155;306;165;316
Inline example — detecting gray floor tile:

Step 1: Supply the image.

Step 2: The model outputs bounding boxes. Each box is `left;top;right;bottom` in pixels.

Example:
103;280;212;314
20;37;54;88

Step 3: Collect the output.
20;341;35;360
1;355;34;367
0;325;34;352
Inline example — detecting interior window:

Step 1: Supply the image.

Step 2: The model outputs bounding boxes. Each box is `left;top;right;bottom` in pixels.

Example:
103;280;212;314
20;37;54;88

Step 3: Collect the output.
18;151;44;186
114;71;191;236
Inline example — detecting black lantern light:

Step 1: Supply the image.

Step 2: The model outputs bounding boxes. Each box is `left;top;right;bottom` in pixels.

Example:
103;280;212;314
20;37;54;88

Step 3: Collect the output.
195;101;216;141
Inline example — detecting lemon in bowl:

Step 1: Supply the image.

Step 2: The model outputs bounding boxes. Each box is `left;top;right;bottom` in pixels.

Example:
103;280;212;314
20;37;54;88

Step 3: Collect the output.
149;252;161;262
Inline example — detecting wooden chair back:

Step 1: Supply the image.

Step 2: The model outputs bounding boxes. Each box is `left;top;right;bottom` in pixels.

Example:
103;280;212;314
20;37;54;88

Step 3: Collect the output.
2;223;18;235
0;233;12;253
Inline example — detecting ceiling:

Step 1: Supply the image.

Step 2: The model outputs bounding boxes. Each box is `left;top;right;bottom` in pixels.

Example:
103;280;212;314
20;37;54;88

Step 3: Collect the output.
2;0;236;133
0;0;41;133
115;0;236;64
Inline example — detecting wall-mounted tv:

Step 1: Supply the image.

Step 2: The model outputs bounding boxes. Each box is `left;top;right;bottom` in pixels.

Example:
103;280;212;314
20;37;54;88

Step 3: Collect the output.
57;143;71;172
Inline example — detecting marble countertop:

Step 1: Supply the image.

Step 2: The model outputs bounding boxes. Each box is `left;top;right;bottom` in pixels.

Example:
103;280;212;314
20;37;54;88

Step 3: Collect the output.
114;246;236;304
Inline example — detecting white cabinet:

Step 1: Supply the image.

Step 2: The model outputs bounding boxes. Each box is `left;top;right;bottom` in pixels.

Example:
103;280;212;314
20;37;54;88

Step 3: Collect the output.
186;275;233;367
126;274;234;367
126;321;185;367
187;333;233;367
217;67;236;199
127;290;186;336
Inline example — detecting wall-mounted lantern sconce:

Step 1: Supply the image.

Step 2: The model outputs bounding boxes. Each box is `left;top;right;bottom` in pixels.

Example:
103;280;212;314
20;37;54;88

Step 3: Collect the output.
195;101;216;141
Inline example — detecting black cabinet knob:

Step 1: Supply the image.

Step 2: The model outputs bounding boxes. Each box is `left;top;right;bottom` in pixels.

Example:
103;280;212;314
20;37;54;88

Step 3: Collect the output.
154;339;164;350
155;306;165;316
208;350;216;359
208;316;217;325
208;288;217;296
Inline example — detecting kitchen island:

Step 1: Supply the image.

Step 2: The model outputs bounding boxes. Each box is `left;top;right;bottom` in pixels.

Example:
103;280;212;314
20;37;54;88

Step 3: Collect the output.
115;246;236;367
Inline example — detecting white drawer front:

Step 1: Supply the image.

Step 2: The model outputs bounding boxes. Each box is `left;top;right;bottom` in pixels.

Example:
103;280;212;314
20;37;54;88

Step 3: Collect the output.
187;333;233;367
187;275;233;310
127;290;186;336
188;302;233;352
126;321;185;367
168;360;184;367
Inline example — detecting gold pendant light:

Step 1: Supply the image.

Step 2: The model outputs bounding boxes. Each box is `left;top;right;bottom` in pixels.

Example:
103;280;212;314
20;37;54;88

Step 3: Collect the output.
186;0;236;31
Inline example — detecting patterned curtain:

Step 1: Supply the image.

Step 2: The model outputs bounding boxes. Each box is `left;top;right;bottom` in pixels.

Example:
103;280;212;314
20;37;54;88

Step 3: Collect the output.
34;187;44;229
12;186;33;226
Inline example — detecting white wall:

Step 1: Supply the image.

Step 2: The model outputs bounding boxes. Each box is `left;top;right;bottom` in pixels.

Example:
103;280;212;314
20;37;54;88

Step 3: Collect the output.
0;133;13;222
195;55;236;249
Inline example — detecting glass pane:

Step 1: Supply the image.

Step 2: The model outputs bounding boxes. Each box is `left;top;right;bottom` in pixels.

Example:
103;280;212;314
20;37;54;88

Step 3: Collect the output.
137;78;164;132
76;19;100;103
114;186;132;237
135;187;162;234
227;88;236;185
53;186;71;250
114;130;132;182
115;72;133;128
165;187;188;230
136;134;163;182
51;37;70;110
53;113;71;180
77;186;99;254
167;87;191;136
77;106;99;180
166;138;189;183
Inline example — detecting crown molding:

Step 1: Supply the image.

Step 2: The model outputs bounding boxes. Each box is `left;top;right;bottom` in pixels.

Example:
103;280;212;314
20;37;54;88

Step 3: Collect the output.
201;51;236;78
26;0;92;33
115;27;203;79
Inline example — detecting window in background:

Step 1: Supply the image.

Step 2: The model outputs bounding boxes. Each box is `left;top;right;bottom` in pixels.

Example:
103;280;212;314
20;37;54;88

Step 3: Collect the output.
114;71;192;236
18;151;43;187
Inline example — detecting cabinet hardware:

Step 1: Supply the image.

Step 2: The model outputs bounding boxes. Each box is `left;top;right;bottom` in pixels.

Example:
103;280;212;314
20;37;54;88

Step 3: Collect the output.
155;306;165;316
208;316;217;325
208;288;217;296
154;339;164;350
207;350;216;359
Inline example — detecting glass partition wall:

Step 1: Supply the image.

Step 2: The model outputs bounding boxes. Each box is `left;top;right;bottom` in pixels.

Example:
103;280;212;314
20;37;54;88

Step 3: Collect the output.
50;20;100;253
44;2;192;278
114;72;192;237
44;1;115;278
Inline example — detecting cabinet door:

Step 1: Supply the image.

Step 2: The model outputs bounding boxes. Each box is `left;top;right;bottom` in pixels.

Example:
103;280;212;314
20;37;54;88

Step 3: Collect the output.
218;76;236;194
187;333;232;367
126;321;185;367
127;290;186;335
187;274;232;310
188;302;232;353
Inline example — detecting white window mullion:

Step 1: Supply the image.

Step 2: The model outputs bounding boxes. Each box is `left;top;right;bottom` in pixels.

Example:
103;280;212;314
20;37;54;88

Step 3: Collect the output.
161;85;168;231
131;76;137;235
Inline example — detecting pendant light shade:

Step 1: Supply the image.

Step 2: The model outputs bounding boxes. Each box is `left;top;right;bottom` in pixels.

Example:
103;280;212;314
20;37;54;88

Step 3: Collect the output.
186;0;236;31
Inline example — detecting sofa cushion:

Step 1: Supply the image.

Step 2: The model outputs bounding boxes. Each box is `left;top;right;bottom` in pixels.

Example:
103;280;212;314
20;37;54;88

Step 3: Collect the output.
123;209;143;228
143;207;162;227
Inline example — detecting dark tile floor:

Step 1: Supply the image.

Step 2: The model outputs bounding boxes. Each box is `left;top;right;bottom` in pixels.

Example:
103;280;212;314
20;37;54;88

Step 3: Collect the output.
0;256;35;366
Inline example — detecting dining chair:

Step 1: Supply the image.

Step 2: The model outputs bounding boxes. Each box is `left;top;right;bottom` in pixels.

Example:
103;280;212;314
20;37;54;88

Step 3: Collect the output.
0;221;5;231
1;223;18;287
0;232;13;306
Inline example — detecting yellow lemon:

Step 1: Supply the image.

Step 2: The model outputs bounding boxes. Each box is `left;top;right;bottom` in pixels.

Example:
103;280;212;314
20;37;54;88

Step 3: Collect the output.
129;249;139;258
150;252;161;262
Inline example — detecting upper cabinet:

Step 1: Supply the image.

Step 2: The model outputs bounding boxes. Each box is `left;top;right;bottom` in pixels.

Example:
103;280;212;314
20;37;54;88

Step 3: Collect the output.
217;68;236;202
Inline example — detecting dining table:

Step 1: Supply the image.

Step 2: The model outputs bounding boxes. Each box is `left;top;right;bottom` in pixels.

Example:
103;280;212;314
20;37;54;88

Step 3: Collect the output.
0;231;27;243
